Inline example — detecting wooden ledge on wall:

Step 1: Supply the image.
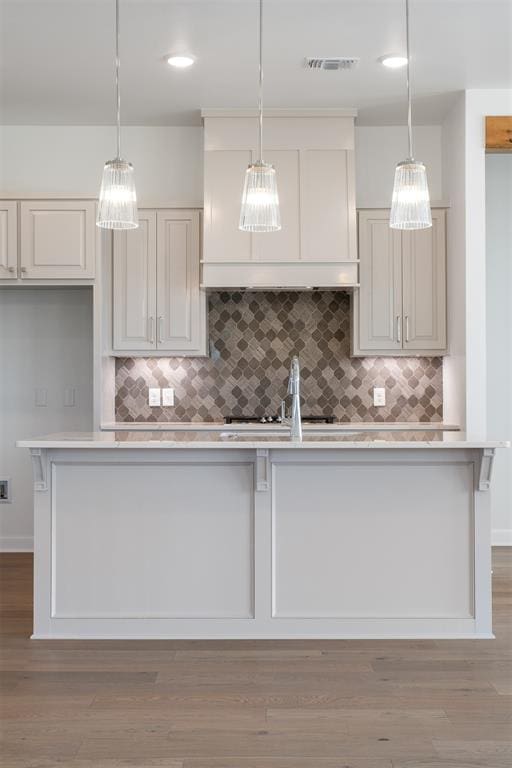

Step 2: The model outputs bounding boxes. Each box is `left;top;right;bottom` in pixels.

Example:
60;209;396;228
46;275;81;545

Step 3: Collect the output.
486;116;512;153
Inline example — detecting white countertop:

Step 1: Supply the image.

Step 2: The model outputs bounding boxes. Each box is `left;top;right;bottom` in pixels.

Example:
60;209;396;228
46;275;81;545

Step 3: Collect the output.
102;421;460;432
17;431;508;450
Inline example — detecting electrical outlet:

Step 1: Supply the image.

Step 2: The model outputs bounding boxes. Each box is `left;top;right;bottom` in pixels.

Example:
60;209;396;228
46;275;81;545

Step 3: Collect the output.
0;479;11;503
162;388;175;407
373;387;386;407
148;388;161;407
64;386;76;407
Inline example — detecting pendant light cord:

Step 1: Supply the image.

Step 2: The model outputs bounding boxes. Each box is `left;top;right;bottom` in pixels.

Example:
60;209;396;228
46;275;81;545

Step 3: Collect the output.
405;0;413;160
258;0;264;163
115;0;121;160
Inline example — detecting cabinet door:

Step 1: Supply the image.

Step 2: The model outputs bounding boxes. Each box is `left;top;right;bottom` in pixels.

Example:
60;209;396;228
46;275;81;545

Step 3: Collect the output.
156;210;207;355
112;211;157;352
0;202;18;279
20;201;96;279
204;150;252;263
300;149;357;262
355;211;402;352
402;210;447;352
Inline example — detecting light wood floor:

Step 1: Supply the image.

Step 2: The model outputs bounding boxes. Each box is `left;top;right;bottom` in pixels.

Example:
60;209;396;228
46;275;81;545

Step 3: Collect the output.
0;550;511;768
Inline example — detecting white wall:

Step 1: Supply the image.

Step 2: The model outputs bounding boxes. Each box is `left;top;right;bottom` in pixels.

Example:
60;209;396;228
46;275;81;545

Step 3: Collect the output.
0;124;444;210
464;90;512;439
0;126;204;204
355;126;443;208
486;154;512;545
441;94;467;430
0;288;94;550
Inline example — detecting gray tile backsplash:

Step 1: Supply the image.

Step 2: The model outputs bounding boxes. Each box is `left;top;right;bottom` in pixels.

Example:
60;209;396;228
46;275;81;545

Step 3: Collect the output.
115;291;443;423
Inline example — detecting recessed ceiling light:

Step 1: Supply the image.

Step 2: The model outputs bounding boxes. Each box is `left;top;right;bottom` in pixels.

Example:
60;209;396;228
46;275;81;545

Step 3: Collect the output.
167;54;195;69
379;54;408;69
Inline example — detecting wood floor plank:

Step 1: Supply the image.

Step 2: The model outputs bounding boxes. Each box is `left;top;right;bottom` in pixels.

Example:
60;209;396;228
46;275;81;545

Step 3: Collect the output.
432;738;512;758
0;649;177;671
76;729;439;760
182;761;392;768
391;760;512;768
0;760;183;768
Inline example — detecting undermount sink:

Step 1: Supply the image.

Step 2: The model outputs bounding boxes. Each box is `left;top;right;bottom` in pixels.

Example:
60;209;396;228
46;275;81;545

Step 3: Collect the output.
220;427;362;438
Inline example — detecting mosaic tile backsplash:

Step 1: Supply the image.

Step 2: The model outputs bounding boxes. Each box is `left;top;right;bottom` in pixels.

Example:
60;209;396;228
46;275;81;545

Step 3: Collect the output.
115;291;443;423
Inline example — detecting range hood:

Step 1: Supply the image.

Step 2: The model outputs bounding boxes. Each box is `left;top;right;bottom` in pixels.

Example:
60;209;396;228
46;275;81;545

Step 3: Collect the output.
201;109;359;290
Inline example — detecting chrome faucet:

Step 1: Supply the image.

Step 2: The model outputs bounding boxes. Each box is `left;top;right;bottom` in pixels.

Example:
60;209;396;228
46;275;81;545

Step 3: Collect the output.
280;355;302;442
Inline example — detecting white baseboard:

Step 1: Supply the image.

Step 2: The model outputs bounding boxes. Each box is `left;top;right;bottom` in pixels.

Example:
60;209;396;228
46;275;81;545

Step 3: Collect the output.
0;536;33;552
492;529;512;546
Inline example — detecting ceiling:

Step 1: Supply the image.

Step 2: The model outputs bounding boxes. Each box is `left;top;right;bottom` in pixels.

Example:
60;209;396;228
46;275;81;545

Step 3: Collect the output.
0;0;511;126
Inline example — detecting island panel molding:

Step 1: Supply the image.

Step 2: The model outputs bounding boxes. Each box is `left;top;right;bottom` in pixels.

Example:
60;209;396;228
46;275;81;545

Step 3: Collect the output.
271;459;473;619
51;459;254;619
115;291;443;423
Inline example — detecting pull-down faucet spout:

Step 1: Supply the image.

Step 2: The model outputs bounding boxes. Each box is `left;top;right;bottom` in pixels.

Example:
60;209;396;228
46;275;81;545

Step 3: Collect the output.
280;355;302;442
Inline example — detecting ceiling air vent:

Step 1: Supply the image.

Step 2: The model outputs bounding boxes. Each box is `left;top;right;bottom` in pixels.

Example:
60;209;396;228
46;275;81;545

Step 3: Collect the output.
305;57;360;71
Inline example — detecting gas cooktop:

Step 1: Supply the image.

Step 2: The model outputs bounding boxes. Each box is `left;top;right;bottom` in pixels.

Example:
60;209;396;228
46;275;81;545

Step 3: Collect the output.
224;415;335;425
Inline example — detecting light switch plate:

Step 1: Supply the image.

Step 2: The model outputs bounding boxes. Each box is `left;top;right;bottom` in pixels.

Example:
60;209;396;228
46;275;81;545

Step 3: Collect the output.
373;387;386;407
148;388;161;407
64;387;76;407
34;388;47;407
162;388;175;407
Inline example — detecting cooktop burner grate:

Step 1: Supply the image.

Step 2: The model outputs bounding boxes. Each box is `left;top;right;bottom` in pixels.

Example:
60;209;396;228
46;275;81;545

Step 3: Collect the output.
224;415;335;425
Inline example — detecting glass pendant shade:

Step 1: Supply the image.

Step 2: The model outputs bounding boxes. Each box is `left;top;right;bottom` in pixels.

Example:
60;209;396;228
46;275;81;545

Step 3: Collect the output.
390;160;432;230
97;159;138;230
239;162;281;232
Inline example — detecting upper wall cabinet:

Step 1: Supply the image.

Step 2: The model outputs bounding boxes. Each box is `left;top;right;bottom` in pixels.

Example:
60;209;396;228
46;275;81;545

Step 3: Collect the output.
0;202;18;279
112;209;207;357
20;201;96;279
352;209;447;356
0;200;96;282
202;110;358;289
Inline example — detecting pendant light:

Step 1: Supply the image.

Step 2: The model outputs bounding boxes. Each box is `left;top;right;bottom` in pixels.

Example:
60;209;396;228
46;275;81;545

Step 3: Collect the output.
390;0;431;230
97;0;138;230
239;0;281;233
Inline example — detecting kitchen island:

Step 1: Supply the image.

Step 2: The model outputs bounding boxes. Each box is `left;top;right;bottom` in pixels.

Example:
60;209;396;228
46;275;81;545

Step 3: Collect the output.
18;430;506;640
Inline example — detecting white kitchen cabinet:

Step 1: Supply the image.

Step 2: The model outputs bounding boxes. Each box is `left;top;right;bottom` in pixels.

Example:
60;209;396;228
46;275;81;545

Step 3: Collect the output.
402;215;447;351
0;202;18;279
20;201;96;279
156;210;205;353
113;212;157;352
352;209;447;356
354;212;402;352
112;209;207;357
202;110;358;288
